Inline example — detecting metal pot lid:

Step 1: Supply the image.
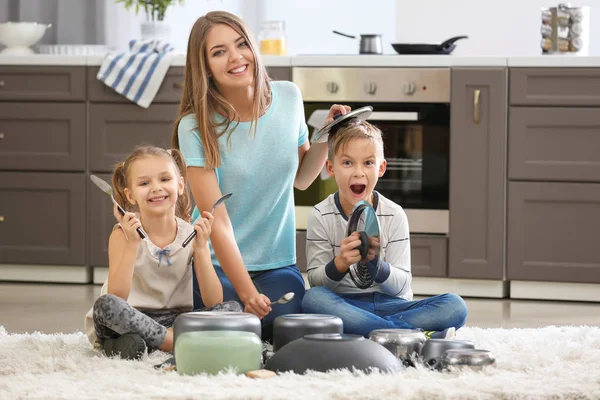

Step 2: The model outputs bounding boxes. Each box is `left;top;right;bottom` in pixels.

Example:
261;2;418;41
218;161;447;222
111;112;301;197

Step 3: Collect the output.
311;106;373;144
345;200;382;289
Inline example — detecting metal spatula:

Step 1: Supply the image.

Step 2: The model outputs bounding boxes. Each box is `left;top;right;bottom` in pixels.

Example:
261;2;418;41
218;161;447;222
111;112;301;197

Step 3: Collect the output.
182;193;232;248
89;174;146;239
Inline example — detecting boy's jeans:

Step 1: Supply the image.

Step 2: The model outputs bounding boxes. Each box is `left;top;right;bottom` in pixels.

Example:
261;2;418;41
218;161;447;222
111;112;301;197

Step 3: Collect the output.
301;286;468;337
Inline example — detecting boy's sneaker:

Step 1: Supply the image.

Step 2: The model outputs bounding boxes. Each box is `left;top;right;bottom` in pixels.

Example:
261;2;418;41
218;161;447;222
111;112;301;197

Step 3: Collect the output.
422;327;456;340
103;333;147;360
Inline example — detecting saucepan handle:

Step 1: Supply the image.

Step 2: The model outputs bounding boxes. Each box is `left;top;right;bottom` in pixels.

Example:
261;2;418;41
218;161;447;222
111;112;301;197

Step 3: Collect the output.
333;30;356;39
439;35;468;49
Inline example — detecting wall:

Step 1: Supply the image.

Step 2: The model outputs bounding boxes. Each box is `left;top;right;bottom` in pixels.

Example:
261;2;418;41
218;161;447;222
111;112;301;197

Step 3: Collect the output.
395;0;599;56
258;0;397;55
104;0;253;52
0;0;104;46
104;0;397;55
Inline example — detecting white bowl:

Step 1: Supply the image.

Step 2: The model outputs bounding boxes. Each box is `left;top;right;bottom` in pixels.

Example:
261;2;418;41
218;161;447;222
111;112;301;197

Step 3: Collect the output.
0;22;51;55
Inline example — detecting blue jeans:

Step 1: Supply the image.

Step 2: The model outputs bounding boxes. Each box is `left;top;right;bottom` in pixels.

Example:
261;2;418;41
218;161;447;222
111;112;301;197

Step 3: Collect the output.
301;286;468;338
192;264;306;341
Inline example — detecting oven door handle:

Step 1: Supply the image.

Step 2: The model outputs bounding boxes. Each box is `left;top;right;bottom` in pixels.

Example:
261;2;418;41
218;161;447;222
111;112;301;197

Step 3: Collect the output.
366;111;419;121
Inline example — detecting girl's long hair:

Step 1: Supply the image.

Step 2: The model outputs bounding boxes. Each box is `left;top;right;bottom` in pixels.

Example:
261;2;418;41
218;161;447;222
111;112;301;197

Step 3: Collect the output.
112;146;192;222
170;11;271;169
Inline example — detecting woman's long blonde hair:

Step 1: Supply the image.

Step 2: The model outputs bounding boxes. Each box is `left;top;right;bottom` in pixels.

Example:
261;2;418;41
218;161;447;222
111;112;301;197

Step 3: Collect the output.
112;146;192;222
171;11;271;169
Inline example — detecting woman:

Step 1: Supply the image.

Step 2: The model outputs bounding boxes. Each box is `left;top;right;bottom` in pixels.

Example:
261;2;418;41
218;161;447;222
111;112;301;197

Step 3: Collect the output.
171;11;349;340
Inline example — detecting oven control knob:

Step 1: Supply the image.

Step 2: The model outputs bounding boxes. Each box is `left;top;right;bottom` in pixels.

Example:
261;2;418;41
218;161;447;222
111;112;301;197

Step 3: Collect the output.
365;82;377;95
403;82;417;95
326;82;339;94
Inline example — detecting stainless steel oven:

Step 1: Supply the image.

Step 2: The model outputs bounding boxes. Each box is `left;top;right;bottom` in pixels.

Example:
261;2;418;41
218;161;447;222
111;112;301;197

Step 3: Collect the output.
293;67;450;234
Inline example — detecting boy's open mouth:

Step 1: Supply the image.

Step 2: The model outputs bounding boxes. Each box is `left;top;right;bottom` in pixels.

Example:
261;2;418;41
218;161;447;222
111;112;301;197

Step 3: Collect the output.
350;184;366;196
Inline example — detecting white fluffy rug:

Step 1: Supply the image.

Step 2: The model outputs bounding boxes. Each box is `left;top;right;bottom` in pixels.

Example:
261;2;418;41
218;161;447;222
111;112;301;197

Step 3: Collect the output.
1;325;599;400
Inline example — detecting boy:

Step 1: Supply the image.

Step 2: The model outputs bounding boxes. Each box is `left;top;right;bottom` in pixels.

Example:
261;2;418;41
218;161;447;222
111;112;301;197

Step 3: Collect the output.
301;118;468;338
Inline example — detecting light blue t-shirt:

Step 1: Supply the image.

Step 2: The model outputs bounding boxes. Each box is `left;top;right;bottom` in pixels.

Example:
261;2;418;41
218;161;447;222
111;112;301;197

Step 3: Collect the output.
178;80;308;272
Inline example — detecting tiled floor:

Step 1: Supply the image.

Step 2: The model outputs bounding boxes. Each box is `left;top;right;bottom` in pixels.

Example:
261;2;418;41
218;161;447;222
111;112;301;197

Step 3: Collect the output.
1;282;599;334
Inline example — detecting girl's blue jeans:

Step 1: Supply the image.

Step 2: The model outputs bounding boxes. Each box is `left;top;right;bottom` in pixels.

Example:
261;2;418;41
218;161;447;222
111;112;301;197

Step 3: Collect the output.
192;264;306;342
301;286;468;337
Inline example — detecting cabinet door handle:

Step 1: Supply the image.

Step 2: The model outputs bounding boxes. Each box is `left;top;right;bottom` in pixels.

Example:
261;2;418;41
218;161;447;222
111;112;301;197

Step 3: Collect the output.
0;80;4;88
173;81;184;89
0;216;4;222
0;133;4;140
473;89;481;124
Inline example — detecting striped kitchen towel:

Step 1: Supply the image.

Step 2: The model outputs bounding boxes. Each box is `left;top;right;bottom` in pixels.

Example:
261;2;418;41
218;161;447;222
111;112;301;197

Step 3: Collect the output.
97;39;175;108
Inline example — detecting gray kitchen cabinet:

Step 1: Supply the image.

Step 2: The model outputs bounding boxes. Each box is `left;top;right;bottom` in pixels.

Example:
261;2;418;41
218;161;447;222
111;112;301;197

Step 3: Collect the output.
411;235;447;277
0;172;86;265
507;181;600;284
268;67;292;81
448;68;507;280
509;107;600;182
296;230;307;273
0;102;86;171
0;66;86;101
510;68;600;106
89;103;179;172
87;173;114;267
88;67;185;103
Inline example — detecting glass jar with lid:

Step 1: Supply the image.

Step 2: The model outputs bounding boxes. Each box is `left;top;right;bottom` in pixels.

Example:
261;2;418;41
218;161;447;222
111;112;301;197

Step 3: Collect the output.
258;20;287;56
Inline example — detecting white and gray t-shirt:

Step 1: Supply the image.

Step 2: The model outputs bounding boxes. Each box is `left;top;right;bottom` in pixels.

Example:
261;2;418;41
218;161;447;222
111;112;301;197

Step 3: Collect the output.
305;191;413;300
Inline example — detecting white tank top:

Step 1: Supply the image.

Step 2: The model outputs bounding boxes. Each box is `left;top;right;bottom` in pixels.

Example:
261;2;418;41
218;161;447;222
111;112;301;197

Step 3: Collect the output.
84;216;196;345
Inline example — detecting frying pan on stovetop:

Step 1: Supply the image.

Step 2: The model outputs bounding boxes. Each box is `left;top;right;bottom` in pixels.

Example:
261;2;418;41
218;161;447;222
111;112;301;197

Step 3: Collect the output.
391;35;468;55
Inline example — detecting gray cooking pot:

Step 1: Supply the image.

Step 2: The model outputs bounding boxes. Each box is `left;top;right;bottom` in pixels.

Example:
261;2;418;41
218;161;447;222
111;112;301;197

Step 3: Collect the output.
173;311;261;359
369;329;426;366
272;314;343;352
333;30;382;55
420;339;475;370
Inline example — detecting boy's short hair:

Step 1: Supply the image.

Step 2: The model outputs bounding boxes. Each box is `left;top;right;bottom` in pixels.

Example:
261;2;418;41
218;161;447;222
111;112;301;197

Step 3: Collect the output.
327;119;384;161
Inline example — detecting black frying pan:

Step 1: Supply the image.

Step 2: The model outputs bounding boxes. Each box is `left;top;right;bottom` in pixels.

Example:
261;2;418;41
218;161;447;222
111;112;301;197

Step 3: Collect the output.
391;35;468;55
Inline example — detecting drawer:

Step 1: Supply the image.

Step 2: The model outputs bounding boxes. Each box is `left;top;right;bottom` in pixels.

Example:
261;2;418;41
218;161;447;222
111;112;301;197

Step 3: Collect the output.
411;235;447;277
0;103;86;171
88;66;185;103
510;68;600;106
507;181;600;284
89;103;178;172
509;107;600;182
0;66;85;101
0;172;86;265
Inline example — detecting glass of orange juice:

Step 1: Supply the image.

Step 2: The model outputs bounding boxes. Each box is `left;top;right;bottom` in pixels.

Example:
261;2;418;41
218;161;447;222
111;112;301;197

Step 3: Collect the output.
258;21;287;56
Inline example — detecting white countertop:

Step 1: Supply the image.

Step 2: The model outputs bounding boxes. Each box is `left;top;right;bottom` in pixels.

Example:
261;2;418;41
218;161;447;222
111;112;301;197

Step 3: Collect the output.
2;54;600;67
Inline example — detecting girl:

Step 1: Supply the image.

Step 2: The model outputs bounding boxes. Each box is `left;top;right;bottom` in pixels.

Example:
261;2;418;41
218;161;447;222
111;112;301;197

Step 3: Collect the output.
84;146;241;360
171;11;350;341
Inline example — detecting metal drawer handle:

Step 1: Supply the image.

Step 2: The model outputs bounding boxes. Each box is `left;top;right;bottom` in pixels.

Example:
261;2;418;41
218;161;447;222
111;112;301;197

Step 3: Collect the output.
0;216;4;222
0;133;4;140
473;89;481;124
0;80;4;88
173;81;184;89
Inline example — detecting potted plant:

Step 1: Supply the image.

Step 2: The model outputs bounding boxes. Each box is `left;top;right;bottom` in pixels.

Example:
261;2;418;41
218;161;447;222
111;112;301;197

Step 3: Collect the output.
115;0;184;42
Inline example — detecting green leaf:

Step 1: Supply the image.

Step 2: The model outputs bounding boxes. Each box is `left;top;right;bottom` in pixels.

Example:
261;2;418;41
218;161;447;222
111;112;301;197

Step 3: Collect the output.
113;0;185;21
